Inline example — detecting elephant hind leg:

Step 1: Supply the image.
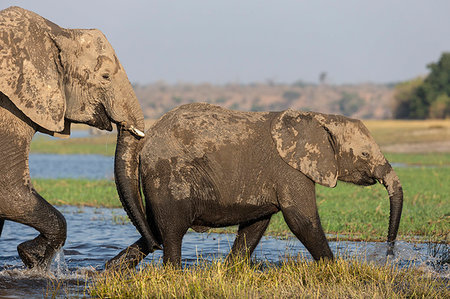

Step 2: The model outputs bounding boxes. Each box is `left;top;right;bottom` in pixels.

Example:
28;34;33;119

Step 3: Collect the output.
228;216;271;262
1;188;67;270
106;237;150;270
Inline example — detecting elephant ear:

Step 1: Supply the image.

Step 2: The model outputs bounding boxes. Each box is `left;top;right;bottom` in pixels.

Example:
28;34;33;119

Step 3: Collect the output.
0;7;67;134
271;109;338;187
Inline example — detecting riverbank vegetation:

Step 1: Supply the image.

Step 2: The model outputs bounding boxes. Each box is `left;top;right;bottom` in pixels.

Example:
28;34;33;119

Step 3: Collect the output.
88;257;448;298
30;118;450;156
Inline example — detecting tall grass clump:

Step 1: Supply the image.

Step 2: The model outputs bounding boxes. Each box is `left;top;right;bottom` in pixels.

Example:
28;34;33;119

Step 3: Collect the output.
89;257;449;298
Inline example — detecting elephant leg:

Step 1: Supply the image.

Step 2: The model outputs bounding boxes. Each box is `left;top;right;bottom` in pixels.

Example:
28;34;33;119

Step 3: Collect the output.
162;225;188;267
228;216;271;262
0;149;66;269
0;218;4;237
279;184;333;261
106;237;150;270
6;189;67;270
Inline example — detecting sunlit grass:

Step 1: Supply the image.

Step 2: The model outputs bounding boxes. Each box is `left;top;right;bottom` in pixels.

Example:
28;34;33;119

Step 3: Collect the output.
33;179;120;207
88;257;449;298
30;119;450;156
254;167;450;242
363;119;450;146
30;133;117;156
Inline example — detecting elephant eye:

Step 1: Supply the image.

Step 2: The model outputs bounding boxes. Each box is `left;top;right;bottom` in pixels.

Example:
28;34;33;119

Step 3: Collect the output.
362;152;370;158
102;73;111;81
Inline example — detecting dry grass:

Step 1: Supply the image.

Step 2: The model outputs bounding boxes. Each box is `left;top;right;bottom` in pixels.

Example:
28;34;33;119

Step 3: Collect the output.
363;119;450;151
89;257;449;298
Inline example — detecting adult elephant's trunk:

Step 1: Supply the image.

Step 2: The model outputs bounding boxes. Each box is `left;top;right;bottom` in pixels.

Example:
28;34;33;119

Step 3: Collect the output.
114;124;161;252
377;163;403;255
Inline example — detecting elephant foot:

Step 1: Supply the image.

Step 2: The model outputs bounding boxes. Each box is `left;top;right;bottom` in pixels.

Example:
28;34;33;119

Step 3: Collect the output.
106;244;148;271
17;236;58;271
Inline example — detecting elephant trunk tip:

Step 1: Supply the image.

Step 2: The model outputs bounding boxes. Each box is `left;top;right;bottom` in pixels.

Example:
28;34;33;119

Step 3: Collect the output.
386;241;395;256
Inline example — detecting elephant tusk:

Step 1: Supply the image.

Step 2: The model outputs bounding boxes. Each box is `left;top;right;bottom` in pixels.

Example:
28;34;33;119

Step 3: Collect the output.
129;126;145;138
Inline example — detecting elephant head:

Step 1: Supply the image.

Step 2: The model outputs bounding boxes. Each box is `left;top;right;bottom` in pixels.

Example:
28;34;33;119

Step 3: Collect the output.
272;110;403;254
0;7;159;250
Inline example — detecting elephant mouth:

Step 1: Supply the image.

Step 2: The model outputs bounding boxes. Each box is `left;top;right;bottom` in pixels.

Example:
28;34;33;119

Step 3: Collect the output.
363;177;377;186
88;104;113;131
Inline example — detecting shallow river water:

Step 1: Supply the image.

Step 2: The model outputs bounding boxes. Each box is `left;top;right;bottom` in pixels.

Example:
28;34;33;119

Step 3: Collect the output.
1;152;447;297
0;206;448;298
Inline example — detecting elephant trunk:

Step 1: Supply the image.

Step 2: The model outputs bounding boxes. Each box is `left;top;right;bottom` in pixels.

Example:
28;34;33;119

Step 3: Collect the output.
377;163;403;255
114;125;161;252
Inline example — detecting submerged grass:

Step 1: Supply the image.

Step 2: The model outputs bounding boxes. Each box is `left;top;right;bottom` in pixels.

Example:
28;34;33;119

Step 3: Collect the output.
89;257;449;298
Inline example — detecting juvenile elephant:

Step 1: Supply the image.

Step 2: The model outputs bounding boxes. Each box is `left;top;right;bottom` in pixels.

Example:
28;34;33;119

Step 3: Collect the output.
0;7;159;270
109;103;403;267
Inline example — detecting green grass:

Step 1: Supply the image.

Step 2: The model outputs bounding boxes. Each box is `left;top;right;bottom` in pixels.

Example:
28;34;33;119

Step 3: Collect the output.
30;134;117;156
33;179;120;207
30;119;450;156
259;167;450;242
385;152;450;166
86;257;449;298
32;166;450;242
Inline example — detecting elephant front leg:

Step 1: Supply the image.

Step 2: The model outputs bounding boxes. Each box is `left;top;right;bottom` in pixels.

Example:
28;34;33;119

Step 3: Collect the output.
279;184;333;261
228;216;271;262
281;207;333;261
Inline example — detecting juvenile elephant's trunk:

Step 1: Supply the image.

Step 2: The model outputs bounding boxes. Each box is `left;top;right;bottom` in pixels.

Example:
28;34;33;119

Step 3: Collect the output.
377;163;403;255
114;125;161;252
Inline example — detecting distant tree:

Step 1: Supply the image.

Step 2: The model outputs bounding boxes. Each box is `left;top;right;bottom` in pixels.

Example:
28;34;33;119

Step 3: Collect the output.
429;93;450;119
282;90;301;102
292;80;312;87
337;92;364;116
393;52;450;119
172;96;182;104
392;77;424;119
319;72;327;84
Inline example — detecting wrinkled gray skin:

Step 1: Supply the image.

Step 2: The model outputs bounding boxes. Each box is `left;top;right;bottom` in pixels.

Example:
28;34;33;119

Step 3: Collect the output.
0;7;159;270
108;103;403;268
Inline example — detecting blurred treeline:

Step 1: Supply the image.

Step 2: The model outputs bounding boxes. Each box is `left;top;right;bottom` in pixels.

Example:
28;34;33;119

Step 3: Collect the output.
135;82;394;120
392;52;450;119
134;53;450;120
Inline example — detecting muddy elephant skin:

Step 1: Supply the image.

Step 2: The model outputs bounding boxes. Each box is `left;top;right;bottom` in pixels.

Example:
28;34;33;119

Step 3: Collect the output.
109;103;403;267
0;6;159;270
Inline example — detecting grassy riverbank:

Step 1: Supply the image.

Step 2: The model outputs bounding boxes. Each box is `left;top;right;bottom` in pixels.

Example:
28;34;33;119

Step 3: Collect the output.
88;258;448;298
33;165;450;242
30;119;450;156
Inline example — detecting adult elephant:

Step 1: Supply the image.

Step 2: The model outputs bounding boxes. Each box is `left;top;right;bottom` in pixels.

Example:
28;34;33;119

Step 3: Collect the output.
0;6;159;270
109;103;403;267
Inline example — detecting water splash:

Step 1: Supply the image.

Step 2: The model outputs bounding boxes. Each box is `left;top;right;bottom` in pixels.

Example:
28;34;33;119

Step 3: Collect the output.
49;249;69;278
1;206;448;297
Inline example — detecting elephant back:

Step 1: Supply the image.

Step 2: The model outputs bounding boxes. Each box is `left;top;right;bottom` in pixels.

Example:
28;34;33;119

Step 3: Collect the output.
142;103;270;162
